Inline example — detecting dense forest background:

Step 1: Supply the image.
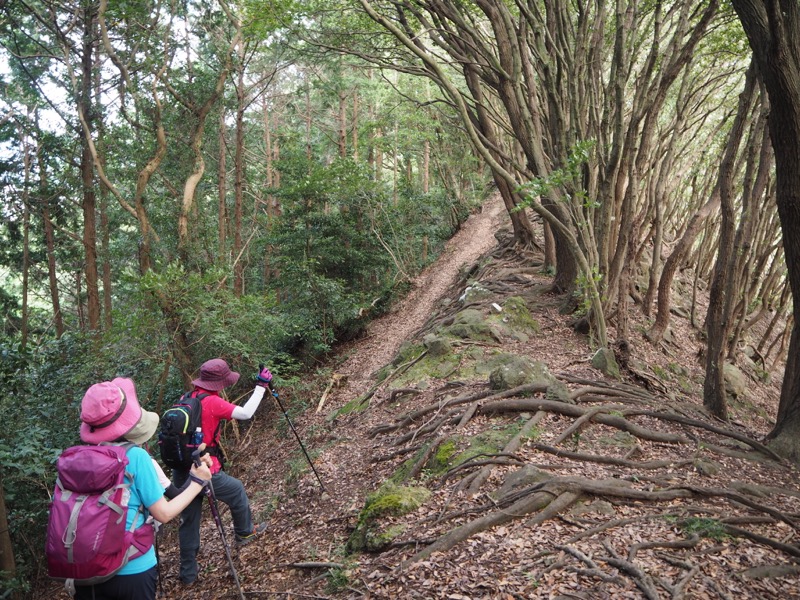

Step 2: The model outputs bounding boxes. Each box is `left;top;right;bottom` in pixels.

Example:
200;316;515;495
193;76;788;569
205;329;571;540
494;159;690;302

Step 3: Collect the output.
1;0;800;597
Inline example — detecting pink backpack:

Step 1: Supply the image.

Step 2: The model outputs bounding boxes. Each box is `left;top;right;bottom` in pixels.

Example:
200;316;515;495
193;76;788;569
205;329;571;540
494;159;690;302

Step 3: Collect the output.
45;443;154;585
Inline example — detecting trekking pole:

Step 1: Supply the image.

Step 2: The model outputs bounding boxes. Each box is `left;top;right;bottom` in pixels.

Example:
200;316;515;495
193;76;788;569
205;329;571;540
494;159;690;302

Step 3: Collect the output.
154;527;165;598
192;450;246;600
264;378;327;493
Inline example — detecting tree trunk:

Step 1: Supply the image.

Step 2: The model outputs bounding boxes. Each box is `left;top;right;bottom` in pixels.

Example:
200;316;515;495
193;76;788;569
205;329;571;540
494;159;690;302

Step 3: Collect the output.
703;62;758;419
352;91;359;161
31;114;65;339
543;222;556;273
731;0;800;460
94;41;112;331
177;26;240;260
80;10;101;334
422;138;430;194
0;472;16;594
647;186;721;342
375;126;383;180
19;123;31;349
339;89;347;158
234;48;246;297
218;111;228;262
306;83;313;162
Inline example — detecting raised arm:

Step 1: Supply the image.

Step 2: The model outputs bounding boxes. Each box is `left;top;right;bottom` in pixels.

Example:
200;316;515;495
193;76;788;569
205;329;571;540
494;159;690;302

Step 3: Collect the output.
231;365;272;420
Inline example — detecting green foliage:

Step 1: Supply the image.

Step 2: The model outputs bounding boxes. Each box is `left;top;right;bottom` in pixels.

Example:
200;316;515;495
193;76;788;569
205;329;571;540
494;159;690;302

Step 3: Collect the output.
573;268;604;317
266;156;464;358
516;140;597;209
325;566;351;593
0;336;88;587
679;517;731;542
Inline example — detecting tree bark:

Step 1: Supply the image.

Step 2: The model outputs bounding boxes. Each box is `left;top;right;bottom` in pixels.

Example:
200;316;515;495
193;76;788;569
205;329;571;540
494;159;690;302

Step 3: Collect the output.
648;188;721;342
0;471;16;594
234;41;246;296
731;0;800;460
40;186;64;338
703;62;758;420
218;111;228;262
80;9;101;334
18;123;31;349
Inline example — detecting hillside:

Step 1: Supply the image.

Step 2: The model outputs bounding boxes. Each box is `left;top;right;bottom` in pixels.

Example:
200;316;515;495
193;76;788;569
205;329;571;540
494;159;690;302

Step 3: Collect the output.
49;194;800;599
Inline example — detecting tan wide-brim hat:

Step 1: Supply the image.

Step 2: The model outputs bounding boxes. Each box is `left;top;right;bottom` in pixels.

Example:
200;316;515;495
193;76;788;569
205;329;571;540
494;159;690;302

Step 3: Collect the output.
124;409;160;445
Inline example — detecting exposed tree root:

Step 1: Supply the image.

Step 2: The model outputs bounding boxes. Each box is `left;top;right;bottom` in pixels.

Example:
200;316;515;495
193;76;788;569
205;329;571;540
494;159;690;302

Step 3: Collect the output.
530;443;694;470
598;540;661;599
362;367;800;595
396;473;800;572
458;411;546;495
402;488;581;566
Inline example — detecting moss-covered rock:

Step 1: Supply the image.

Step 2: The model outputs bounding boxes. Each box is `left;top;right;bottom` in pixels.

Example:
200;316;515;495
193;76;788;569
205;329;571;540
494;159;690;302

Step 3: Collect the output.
346;483;431;554
427;439;458;475
501;296;541;333
546;380;573;404
462;283;494;304
723;362;747;400
487;354;554;390
496;465;552;500
443;308;494;341
591;347;620;379
423;333;452;357
391;342;426;368
450;424;523;467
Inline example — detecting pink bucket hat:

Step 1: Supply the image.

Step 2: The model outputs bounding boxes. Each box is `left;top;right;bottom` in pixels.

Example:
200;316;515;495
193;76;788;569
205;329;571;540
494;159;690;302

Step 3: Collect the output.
80;378;142;444
192;358;240;391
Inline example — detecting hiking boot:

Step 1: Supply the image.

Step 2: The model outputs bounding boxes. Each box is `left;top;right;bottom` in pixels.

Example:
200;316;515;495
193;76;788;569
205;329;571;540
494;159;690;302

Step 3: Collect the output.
235;522;267;545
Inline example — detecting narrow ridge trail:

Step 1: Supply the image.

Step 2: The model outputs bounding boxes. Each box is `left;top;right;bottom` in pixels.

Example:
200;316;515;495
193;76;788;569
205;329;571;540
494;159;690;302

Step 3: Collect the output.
332;192;507;397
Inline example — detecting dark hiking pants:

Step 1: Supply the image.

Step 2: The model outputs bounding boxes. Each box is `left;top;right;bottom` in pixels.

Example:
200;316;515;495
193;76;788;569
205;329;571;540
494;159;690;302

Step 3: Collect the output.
173;469;253;584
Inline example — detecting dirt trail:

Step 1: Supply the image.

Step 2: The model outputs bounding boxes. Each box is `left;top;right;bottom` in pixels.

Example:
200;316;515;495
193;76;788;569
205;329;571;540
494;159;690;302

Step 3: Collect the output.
334;193;507;393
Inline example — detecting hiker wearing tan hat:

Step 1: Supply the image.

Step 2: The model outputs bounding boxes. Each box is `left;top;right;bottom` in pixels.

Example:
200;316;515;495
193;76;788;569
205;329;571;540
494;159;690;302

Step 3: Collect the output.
73;378;212;600
173;358;272;586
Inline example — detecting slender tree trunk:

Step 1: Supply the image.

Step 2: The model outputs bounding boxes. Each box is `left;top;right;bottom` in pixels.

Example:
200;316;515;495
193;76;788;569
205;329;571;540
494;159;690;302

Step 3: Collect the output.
422;139;430;193
703;62;757;419
218;111;228;262
648;187;721;342
75;270;85;330
306;83;313;162
18;123;31;349
263;96;275;217
234;50;246;296
177;26;240;260
32;114;64;338
99;187;112;330
94;42;112;331
339;89;347;158
375;126;383;180
80;10;101;333
353;91;359;161
0;471;16;594
543;222;556;273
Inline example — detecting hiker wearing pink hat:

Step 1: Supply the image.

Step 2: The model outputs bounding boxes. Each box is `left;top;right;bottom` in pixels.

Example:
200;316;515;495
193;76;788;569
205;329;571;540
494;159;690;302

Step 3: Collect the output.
73;378;212;600
173;358;272;586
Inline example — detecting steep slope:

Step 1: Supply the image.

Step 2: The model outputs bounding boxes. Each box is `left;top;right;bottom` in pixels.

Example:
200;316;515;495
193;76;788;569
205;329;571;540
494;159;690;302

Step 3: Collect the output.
154;195;800;600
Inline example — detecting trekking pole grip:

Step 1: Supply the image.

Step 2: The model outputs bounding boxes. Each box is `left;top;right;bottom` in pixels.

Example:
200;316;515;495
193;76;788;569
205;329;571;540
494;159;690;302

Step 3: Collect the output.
191;443;207;467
